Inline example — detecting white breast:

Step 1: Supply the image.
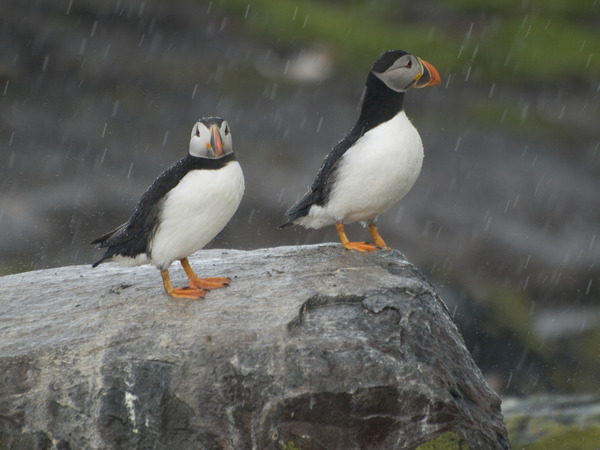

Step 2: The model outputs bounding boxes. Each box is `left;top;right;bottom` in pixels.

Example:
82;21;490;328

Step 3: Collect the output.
304;111;423;228
148;161;244;270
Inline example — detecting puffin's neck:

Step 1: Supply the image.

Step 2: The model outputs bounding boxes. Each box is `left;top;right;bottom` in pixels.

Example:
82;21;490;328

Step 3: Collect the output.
354;73;405;135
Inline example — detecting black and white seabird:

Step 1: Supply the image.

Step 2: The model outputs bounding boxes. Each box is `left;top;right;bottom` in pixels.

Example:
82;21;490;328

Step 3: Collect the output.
91;117;244;299
279;50;441;252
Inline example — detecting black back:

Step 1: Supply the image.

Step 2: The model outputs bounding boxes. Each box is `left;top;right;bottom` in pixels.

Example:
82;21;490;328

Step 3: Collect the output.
91;153;236;266
280;64;405;226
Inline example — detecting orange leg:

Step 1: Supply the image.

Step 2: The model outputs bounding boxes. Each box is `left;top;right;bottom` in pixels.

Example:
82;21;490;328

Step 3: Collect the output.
180;257;231;291
368;224;391;250
335;222;378;253
161;269;207;299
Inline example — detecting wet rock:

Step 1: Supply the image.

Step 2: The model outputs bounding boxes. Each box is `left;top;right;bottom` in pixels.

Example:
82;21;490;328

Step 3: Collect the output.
0;244;508;449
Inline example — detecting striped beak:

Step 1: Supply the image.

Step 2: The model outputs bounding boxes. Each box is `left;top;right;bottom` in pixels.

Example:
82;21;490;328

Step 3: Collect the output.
414;58;441;88
209;125;224;157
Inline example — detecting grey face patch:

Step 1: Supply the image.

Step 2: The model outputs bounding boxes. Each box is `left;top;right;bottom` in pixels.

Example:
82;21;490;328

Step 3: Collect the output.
188;119;233;159
372;54;421;93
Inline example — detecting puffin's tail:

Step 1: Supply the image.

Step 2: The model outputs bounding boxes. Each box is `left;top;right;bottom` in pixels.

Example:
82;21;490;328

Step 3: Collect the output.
278;191;316;229
91;257;107;268
90;223;128;267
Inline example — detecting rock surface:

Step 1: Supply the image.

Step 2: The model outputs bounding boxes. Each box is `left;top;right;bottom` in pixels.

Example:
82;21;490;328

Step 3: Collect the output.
0;244;508;449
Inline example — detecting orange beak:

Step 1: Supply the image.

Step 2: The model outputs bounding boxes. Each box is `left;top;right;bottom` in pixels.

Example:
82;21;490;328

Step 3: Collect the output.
414;58;441;88
210;125;224;157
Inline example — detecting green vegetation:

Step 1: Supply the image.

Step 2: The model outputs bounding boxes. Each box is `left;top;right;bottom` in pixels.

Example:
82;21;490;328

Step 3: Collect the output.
506;415;600;449
280;442;302;450
214;0;600;82
416;431;470;449
215;0;466;82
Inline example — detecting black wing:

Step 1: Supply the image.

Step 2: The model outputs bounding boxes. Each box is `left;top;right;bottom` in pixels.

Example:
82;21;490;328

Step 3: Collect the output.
279;126;364;228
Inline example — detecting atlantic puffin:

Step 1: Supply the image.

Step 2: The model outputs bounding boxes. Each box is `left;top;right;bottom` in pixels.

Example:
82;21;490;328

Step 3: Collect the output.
279;50;441;252
91;117;244;299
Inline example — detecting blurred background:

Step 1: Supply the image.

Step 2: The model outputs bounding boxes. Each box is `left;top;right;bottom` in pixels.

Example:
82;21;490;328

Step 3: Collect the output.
1;0;599;400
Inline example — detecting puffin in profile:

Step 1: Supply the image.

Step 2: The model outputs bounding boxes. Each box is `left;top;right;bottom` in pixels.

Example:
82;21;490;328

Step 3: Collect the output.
279;50;441;252
91;117;244;299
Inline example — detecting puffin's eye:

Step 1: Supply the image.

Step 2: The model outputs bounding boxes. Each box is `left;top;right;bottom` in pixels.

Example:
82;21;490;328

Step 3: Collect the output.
195;127;201;137
224;125;230;136
406;59;412;69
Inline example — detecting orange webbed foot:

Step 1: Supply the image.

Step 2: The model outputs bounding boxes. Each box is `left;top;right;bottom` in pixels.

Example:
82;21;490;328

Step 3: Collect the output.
178;258;231;292
189;277;231;291
342;241;380;253
336;222;381;253
169;286;208;299
161;270;208;299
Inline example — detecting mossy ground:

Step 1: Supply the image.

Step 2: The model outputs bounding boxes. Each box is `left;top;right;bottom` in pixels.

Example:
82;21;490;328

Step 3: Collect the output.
211;0;599;83
506;415;600;449
417;431;470;449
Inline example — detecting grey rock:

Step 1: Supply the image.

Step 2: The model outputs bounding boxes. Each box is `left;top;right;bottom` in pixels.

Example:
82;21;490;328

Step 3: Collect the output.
0;244;508;449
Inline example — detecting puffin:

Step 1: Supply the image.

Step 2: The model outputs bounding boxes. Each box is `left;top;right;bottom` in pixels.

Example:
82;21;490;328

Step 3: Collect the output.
91;117;244;299
279;50;441;252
